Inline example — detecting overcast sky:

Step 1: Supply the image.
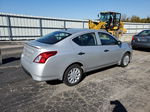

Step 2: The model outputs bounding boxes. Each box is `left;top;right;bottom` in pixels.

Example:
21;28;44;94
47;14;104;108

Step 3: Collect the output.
0;0;150;19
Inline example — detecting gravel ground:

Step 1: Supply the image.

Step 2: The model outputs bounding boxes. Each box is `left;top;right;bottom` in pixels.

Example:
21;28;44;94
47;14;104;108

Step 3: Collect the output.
0;49;150;112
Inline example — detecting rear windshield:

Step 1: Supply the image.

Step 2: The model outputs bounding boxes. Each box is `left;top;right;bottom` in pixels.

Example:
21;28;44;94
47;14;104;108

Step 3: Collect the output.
138;30;150;36
37;31;71;44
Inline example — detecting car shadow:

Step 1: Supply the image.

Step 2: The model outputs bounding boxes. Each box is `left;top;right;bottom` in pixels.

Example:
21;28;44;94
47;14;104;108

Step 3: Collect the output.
2;57;20;64
133;48;150;52
110;100;128;112
46;80;63;85
82;65;117;80
46;65;117;86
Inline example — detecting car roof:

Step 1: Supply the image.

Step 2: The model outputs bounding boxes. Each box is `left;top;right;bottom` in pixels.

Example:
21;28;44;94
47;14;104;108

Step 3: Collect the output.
60;28;106;34
142;29;150;31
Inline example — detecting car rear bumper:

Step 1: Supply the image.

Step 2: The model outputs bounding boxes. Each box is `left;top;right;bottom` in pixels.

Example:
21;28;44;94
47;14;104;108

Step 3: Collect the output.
131;41;150;48
21;54;60;81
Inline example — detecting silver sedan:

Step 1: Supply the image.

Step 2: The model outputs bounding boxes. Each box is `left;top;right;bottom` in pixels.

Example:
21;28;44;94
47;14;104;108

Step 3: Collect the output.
21;29;132;86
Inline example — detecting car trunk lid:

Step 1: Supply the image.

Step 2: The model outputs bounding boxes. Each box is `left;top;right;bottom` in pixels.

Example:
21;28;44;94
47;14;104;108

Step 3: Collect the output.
134;35;150;43
22;40;53;63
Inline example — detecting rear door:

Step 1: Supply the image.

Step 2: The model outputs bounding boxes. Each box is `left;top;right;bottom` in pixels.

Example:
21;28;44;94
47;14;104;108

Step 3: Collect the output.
71;32;102;70
97;32;123;65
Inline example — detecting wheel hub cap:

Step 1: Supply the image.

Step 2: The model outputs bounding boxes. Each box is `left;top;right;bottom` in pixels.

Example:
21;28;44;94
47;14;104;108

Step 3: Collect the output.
68;68;81;84
123;55;130;66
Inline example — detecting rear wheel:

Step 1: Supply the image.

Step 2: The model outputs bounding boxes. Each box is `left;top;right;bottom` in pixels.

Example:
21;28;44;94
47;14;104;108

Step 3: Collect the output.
120;53;130;67
63;64;83;86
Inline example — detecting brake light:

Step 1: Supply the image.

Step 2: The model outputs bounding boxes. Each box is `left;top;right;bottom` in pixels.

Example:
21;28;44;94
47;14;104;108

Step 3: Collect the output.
132;36;135;41
33;51;57;63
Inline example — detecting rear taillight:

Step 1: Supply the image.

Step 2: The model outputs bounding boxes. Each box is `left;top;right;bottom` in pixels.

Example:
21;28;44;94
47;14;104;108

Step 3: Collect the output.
132;36;135;41
33;51;57;63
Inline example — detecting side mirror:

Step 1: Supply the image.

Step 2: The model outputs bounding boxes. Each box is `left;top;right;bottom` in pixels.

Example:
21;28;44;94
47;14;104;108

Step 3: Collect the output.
117;41;122;45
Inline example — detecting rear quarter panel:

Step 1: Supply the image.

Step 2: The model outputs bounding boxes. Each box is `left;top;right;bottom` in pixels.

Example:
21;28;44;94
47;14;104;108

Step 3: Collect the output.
43;39;81;80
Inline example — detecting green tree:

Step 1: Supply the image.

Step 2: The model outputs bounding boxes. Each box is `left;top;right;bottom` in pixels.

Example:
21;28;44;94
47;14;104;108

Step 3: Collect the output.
122;15;150;23
130;16;140;22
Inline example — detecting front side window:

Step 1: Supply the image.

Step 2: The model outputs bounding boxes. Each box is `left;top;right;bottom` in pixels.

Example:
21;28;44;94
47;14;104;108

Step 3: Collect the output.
37;31;71;44
98;32;118;45
73;33;97;46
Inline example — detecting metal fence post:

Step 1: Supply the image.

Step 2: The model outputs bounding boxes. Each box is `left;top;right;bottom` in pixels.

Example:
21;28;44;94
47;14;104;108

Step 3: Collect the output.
7;16;13;41
39;19;43;37
64;21;66;29
83;21;84;28
0;49;2;65
136;24;137;33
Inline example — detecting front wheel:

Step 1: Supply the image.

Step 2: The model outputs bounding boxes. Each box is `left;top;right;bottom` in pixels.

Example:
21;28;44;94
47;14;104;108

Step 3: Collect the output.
63;64;83;86
120;53;130;67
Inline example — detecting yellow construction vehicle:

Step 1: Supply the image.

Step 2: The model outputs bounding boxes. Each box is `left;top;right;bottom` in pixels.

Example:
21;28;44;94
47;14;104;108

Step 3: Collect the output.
88;11;127;37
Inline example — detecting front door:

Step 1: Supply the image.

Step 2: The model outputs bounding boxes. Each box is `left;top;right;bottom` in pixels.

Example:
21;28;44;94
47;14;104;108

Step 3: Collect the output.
97;32;123;65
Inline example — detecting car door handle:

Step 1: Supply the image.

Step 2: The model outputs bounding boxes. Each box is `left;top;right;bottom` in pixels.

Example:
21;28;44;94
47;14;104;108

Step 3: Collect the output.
104;49;109;52
78;52;85;55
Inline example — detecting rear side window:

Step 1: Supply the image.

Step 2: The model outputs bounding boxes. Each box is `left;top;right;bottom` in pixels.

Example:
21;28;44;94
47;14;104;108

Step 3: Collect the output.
98;32;118;45
37;31;71;44
73;33;97;46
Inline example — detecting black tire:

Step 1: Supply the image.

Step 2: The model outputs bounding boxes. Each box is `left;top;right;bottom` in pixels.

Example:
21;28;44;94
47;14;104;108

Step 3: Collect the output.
120;53;130;67
63;64;83;86
132;46;136;50
131;45;137;50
